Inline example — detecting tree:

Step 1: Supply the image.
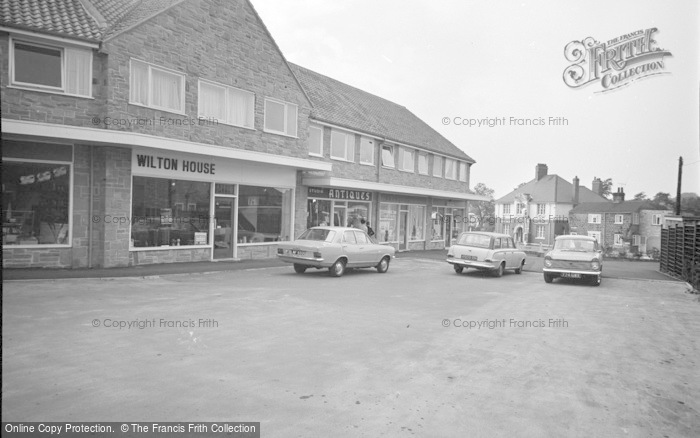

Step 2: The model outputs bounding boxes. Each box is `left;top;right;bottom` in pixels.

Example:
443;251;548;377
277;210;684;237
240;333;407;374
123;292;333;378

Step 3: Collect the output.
600;178;613;198
471;183;495;231
650;192;673;210
633;192;647;200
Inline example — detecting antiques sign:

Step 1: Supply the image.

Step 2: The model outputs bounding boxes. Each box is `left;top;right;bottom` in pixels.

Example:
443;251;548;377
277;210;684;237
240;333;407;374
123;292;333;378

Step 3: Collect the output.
563;28;672;93
308;187;372;201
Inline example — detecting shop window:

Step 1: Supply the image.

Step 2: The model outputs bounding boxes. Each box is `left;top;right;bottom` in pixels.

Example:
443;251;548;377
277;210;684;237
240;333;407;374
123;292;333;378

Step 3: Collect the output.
264;98;298;137
131;177;211;247
130;59;185;113
2;142;73;246
11;39;92;97
379;203;398;242
198;80;254;128
308;126;323;157
238;185;293;243
408;205;425;241
431;206;445;241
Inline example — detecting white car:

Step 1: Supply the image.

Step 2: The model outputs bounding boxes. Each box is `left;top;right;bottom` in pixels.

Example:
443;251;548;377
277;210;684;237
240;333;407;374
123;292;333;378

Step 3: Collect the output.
446;232;526;277
277;226;396;277
543;235;603;286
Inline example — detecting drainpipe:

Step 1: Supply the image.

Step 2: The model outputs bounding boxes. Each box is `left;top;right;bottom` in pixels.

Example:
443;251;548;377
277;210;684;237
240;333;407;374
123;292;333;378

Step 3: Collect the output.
88;146;94;268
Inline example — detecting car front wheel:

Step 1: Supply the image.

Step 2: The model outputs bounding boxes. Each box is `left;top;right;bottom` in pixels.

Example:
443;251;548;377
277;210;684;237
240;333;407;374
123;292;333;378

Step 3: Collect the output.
293;264;307;274
544;273;553;283
590;275;601;286
376;256;390;273
329;259;346;277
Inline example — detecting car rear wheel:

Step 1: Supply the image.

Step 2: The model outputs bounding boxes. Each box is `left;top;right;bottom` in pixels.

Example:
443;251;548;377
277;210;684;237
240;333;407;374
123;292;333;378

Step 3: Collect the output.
453;265;464;274
293;264;307;274
493;263;504;277
544;273;553;283
376;256;390;273
514;260;524;274
329;259;346;277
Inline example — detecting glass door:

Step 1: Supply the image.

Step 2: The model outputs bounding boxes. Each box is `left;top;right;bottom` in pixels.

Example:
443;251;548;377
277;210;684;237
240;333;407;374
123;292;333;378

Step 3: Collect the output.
213;197;235;259
333;204;347;227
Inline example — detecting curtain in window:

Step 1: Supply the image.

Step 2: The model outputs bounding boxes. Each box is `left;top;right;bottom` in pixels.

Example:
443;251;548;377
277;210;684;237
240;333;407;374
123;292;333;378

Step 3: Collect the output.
230;88;254;128
285;104;297;137
152;69;182;111
382;147;394;167
130;61;149;105
65;48;91;96
200;82;226;121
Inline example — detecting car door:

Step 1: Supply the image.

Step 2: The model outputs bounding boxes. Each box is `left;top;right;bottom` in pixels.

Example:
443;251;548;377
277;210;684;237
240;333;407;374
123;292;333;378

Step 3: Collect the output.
341;230;361;267
353;230;375;266
503;237;517;268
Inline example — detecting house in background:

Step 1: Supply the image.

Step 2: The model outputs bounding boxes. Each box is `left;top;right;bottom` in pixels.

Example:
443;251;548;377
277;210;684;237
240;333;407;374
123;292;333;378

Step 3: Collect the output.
569;188;671;256
494;164;608;246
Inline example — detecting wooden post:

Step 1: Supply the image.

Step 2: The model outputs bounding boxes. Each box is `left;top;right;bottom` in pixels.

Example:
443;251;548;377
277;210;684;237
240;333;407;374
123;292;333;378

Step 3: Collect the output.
675;156;682;215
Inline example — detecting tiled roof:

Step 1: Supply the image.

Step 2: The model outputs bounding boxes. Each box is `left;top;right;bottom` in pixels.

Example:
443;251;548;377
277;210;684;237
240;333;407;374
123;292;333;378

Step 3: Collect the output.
0;0;179;42
289;63;474;162
0;0;104;40
496;175;609;204
570;200;657;214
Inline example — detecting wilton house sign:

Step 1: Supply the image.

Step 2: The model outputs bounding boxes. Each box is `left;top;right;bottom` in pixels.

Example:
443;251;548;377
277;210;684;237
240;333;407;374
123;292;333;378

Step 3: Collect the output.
563;27;672;93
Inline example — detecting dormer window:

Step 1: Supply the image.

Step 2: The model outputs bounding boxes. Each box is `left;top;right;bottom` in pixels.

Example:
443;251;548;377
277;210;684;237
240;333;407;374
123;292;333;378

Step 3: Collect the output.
10;38;92;97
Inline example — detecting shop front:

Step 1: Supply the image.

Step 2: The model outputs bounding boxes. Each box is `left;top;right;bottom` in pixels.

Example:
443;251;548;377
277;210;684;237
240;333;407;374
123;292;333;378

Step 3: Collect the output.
130;147;296;263
306;187;373;229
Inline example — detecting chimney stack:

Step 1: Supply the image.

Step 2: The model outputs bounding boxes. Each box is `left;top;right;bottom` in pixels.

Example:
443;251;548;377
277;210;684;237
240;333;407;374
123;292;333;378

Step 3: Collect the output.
572;176;580;206
612;187;625;203
535;163;548;181
592;177;602;195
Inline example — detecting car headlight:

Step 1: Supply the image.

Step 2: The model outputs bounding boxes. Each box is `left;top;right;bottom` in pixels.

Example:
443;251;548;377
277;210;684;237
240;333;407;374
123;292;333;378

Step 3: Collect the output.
544;257;552;268
591;260;600;270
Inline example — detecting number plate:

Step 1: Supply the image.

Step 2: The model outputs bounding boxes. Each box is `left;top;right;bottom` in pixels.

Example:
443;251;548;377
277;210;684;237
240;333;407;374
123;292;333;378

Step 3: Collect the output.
290;249;306;256
461;255;477;261
561;272;581;278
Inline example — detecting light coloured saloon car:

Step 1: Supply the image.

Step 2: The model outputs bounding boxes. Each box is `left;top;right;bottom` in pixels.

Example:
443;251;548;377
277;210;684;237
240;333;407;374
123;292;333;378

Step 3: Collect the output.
277;226;396;277
543;235;603;286
446;232;526;277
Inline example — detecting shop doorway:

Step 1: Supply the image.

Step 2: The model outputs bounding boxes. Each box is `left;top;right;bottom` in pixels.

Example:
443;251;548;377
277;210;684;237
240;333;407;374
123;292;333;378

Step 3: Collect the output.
213;196;235;259
398;210;408;251
333;204;347;227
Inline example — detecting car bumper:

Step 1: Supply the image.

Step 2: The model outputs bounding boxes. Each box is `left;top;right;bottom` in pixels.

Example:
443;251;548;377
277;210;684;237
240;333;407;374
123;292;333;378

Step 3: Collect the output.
277;254;329;268
447;258;498;270
543;268;601;276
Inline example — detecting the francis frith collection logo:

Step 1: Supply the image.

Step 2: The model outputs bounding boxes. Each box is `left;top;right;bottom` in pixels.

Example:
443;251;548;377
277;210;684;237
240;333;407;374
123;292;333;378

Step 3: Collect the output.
563;27;672;93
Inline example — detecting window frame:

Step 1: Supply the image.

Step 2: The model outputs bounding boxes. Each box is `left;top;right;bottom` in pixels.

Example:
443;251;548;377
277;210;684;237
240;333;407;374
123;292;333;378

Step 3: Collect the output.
263;97;298;137
330;129;355;162
537;204;546;215
503;204;511;215
130;58;186;114
614;214;624;224
308;125;324;157
458;161;468;182
433;155;443;177
588;214;602;224
614;234;624;245
359;136;375;166
197;79;255;129
444;158;457;180
9;37;93;98
398;147;415;173
381;145;395;168
652;214;662;226
418;153;429;175
536;224;545;239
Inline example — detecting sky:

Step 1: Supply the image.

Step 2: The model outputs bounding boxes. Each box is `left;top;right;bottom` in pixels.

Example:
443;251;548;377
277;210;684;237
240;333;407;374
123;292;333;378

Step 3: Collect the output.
252;0;699;199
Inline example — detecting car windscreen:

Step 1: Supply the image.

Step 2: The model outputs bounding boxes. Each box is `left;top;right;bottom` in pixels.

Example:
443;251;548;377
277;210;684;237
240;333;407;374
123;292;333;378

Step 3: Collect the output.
457;233;491;248
554;239;596;251
298;229;336;242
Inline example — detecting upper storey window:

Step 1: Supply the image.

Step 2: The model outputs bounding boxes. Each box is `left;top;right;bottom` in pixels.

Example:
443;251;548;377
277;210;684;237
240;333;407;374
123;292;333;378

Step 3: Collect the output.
130;59;185;113
264;98;298;137
10;39;92;97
